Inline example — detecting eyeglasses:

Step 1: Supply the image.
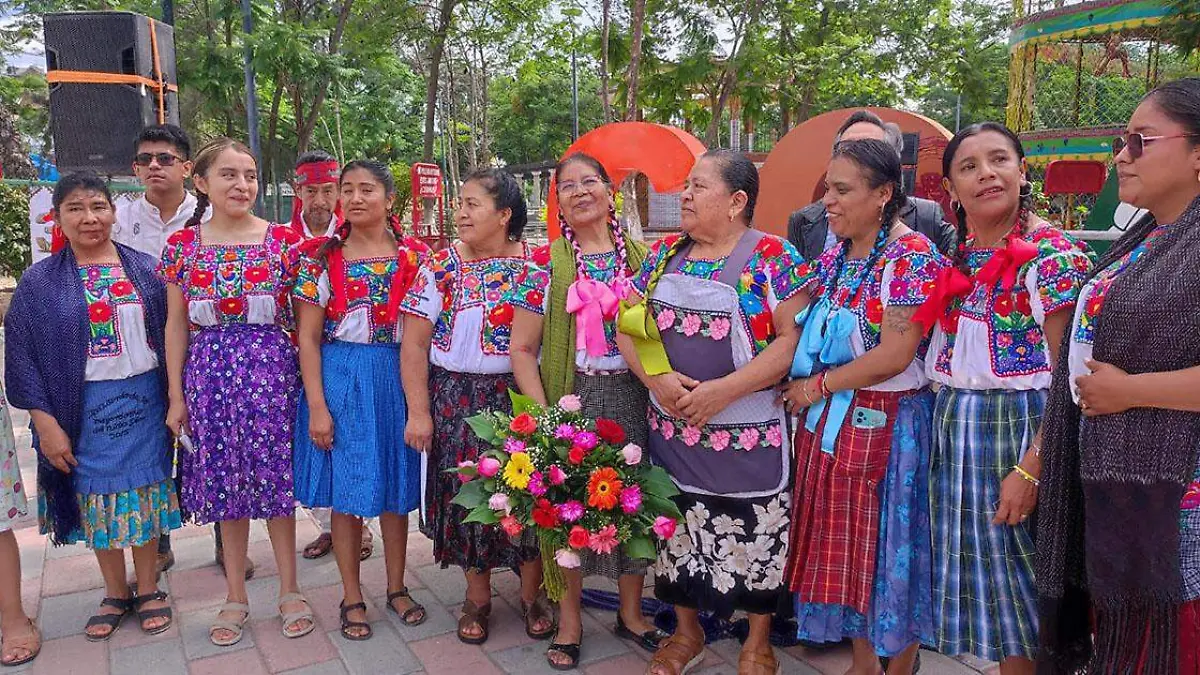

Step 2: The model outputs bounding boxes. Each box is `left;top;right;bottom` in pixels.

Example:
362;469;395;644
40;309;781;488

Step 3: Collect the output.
1112;132;1200;159
557;176;605;196
134;152;184;167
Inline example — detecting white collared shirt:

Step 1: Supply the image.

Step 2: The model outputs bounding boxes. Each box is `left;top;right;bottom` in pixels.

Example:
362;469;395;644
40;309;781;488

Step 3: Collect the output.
301;213;338;239
114;192;211;261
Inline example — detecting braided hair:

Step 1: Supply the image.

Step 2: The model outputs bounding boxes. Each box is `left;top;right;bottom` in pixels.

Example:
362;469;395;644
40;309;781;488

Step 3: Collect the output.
314;159;399;262
824;138;908;306
554;153;631;277
186;137;256;229
942;122;1034;274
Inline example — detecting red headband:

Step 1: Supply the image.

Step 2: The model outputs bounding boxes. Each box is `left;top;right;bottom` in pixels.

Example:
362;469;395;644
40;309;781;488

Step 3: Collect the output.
294;161;340;186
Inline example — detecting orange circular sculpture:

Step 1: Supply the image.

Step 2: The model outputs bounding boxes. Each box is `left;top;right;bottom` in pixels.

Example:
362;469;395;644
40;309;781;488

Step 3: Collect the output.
754;108;955;238
546;122;706;240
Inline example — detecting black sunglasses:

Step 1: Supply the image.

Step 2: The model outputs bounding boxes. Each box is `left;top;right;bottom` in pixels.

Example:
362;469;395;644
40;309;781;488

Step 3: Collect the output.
134;152;185;167
1112;132;1200;159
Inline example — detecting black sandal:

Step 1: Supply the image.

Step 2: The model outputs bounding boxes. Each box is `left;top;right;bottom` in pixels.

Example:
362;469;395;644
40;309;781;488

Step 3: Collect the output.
546;641;581;671
614;615;669;652
84;597;133;642
339;601;373;641
133;590;174;635
521;594;555;640
386;587;427;626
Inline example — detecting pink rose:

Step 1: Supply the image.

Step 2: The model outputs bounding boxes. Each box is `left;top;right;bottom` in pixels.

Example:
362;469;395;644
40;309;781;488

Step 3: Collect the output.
681;425;701;447
681;313;702;336
548;464;567;485
737;427;761;451
478;456;502;478
765;425;783;448
710;430;731;452
708;317;731;341
488;493;510;513
653;516;677;540
621;443;643;466
656;308;676;332
558;394;582;412
555;549;581;569
661;421;676;441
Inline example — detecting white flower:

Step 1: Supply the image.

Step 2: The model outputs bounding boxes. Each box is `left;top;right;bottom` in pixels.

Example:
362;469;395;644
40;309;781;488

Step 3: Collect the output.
621;443;643;465
488;493;511;513
557;394;582;412
712;514;746;537
719;540;752;576
746;535;774;563
685;503;710;532
555;549;581;569
712;567;736;594
753;497;789;535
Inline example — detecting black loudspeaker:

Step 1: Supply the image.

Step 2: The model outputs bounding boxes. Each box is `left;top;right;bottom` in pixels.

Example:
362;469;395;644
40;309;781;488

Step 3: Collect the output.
44;11;178;175
900;132;919;166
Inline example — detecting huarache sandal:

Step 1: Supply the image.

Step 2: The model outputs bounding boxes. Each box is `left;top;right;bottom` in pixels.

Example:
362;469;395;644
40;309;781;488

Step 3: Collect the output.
520;593;555;640
386;587;427;626
0;619;41;667
737;646;781;675
209;601;250;647
339;601;373;641
648;632;705;675
614;614;669;652
456;599;491;645
302;533;333;559
278;592;315;639
133;590;173;635
545;640;581;671
84;596;134;642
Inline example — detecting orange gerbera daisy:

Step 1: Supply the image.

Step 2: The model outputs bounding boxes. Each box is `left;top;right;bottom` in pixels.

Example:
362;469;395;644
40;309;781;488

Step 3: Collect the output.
586;467;623;511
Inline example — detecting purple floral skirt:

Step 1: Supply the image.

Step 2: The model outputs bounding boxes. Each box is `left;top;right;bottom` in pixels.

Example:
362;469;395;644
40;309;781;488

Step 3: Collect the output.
180;324;299;523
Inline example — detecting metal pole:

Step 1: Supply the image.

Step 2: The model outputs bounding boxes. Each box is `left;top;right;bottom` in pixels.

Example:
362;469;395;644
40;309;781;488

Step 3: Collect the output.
954;92;962;132
240;0;264;214
571;30;579;140
162;0;175;25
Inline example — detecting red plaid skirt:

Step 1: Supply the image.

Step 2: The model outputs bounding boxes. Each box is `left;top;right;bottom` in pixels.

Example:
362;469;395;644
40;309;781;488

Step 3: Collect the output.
786;388;912;613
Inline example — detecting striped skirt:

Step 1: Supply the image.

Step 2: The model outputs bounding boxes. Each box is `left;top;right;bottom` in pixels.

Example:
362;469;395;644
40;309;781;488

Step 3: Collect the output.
930;387;1044;661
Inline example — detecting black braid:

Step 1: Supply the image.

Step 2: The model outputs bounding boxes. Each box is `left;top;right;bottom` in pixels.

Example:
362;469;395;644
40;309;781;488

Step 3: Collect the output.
315;220;352;262
185;192;209;229
952;202;971;274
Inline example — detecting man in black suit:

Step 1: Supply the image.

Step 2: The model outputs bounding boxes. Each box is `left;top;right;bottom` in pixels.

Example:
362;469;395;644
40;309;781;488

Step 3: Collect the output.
786;110;957;259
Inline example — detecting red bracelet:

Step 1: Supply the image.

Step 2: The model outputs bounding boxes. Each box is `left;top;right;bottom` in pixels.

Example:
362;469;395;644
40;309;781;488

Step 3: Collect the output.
819;371;833;397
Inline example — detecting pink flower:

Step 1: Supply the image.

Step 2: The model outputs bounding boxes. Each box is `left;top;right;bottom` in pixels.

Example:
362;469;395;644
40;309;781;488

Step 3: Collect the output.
547;464;567;485
558;394;582;412
648;415;659;431
620;444;642;466
765;424;783;448
528;471;547;497
1185;482;1200;510
710;429;731;452
500;515;523;537
708;317;731;341
681;425;701;447
488;493;510;513
556;500;585;522
653;516;678;540
588;524;619;555
619;485;642;514
661;421;676;441
555;549;581;569
478;456;502;478
656;308;676;331
554;424;578;440
573;431;598;450
681;313;702;336
737;427;762;451
504;437;526;454
456;460;477;483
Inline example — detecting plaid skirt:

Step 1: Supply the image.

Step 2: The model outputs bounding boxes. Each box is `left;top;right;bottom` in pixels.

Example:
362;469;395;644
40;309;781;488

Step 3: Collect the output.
930;387;1044;661
575;371;651;579
421;367;540;572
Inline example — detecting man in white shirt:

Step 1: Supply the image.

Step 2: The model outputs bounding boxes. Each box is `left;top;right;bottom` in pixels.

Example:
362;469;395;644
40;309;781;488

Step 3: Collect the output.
290;150;341;239
114;124;211;258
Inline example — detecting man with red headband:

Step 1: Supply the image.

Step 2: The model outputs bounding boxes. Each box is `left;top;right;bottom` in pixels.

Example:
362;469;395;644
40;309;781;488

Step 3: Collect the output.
291;150;342;239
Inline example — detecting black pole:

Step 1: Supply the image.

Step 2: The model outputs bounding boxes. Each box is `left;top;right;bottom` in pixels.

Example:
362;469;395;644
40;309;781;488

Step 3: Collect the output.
240;0;264;214
571;28;579;141
162;0;175;25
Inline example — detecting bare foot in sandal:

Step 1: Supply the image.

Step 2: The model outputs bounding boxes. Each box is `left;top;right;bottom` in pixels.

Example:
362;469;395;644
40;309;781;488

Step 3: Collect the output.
0;618;41;667
279;593;315;638
386;587;426;626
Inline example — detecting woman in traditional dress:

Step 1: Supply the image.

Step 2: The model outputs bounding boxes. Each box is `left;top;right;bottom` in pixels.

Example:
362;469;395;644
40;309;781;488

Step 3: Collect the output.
0;380;36;667
919;123;1093;674
402;168;552;646
1037;78;1200;673
509;152;665;669
617;150;806;675
780;139;945;674
292;160;427;641
160;138;313;646
6;172;180;642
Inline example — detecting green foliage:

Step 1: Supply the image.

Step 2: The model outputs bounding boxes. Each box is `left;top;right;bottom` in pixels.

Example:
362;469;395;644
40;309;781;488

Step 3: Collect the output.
0;184;32;278
488;54;604;165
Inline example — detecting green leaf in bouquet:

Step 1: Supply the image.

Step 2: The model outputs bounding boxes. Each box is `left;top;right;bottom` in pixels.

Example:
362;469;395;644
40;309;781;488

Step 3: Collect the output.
624;534;657;560
466;413;499;444
451;479;487;510
644;493;683;520
642;466;681;499
509;389;539;417
463;504;501;525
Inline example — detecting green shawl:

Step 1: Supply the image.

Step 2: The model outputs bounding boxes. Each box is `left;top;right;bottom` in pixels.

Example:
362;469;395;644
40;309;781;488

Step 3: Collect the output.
539;233;647;404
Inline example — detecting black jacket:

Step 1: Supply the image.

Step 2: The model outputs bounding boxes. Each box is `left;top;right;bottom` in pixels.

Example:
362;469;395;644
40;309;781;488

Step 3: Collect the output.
786;196;958;261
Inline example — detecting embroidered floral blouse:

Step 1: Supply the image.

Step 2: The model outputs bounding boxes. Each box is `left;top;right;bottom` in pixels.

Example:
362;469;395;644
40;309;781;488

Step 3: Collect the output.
509;246;629;372
158;224;301;332
796;232;947;392
926;226;1093;391
292;249;422;344
401;243;532;374
79;264;158;381
631;234;806;356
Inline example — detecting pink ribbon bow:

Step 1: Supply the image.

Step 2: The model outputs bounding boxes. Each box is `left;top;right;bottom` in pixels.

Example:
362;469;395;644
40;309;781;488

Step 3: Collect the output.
566;279;620;357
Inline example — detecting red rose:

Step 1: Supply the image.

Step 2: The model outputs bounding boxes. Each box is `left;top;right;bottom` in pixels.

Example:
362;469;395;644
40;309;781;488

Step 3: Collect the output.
595;418;626;445
532;499;560;529
568;446;586;465
866;298;884;325
218;297;245;315
245;266;269;284
489;303;514;327
994;294;1014;317
88;301;113;323
109;280;134;297
568;525;590;549
526;291;544;307
190;269;215;287
347;280;369;300
509;413;537;436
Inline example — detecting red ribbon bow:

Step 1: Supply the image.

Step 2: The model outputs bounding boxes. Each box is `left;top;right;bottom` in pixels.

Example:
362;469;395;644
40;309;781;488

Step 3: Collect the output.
976;236;1038;294
913;266;973;333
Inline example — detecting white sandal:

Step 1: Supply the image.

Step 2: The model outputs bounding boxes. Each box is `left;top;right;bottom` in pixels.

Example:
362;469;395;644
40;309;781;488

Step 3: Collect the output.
278;593;315;639
209;601;250;647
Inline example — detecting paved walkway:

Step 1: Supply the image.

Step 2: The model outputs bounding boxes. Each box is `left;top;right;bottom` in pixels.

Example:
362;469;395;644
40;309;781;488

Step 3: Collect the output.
2;405;998;675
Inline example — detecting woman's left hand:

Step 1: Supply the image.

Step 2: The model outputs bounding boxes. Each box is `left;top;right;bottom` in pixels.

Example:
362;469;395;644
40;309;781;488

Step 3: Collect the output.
1076;359;1135;416
993;467;1039;526
775;378;823;416
676;379;735;429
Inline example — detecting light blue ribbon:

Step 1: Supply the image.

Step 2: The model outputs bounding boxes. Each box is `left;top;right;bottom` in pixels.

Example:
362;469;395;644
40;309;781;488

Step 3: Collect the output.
791;297;857;455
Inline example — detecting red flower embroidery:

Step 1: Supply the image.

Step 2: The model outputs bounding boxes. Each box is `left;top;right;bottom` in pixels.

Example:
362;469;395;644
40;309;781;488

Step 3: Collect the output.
109;280;134;297
190;269;215;287
994;294;1014;317
893;257;911;277
1086;294;1103;317
531;245;551;266
371;303;391;325
866;298;884;325
1055;277;1075;293
749;313;774;342
1015;290;1032;316
906;237;932;254
168;228;196;245
488;303;514;327
244;266;269;284
218;297;245;315
526;290;544;307
88;301;113;323
755;237;784;258
347;280;370;300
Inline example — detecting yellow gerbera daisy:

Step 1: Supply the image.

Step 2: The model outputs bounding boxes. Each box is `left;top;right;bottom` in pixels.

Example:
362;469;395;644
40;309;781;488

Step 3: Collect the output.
503;452;535;490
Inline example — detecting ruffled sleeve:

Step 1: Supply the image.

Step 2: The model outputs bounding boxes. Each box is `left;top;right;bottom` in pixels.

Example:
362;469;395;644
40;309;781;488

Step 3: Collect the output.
884;238;945;308
1030;228;1094;317
401;258;442;322
508;261;551;315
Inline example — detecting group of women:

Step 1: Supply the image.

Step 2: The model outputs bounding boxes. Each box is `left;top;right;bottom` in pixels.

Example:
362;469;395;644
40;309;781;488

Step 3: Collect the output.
0;76;1197;675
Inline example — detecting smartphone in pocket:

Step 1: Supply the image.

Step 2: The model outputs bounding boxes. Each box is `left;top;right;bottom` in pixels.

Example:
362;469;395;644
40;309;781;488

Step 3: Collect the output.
851;406;889;430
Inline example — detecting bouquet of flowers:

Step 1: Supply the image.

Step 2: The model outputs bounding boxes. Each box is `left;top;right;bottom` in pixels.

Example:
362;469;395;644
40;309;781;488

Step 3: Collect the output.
451;391;682;600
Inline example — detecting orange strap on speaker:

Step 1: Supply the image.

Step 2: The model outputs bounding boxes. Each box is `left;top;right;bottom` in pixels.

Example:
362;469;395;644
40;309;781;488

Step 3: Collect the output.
45;17;175;124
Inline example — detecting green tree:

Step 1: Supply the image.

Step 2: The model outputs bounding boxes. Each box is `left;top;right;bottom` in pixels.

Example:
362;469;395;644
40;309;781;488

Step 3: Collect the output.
489;54;604;165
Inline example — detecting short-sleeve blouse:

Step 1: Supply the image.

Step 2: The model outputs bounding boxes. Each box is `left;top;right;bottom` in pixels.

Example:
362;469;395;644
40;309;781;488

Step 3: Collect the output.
79;263;158;381
926;225;1093;390
291;247;423;345
401;243;533;374
157;224;301;331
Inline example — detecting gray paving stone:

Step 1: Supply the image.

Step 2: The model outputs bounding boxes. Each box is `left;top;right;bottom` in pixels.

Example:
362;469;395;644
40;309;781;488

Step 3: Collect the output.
110;638;189;675
45;541;92;560
707;637;818;674
327;622;422;675
372;587;456;642
38;588;103;640
412;564;469;607
162;530;218;573
279;661;351;675
296;557;344;590
179;603;255;660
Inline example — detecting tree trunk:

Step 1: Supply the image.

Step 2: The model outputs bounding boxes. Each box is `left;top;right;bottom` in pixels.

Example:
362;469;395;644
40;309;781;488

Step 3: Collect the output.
624;0;647;121
423;0;459;162
0;106;35;179
295;0;355;153
703;0;765;146
600;0;612;122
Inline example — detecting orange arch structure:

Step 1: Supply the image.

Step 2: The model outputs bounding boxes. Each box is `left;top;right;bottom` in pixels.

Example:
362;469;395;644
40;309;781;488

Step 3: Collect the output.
545;122;706;240
754;108;954;238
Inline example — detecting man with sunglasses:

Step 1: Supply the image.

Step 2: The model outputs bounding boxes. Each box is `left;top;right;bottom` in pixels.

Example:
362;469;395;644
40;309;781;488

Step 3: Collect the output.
115;124;212;258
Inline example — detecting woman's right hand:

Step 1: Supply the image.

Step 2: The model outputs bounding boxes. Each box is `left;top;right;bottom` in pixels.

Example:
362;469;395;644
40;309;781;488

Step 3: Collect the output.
405;413;434;453
165;399;189;437
648;372;699;418
309;406;335;451
39;421;77;474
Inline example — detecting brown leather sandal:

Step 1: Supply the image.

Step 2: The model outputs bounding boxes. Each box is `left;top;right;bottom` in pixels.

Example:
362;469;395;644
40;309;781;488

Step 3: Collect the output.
737;646;780;675
648;632;705;675
520;593;555;640
456;599;491;645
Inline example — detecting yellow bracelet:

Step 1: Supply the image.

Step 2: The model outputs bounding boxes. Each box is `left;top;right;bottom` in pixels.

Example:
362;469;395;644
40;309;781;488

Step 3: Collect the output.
1012;464;1040;487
